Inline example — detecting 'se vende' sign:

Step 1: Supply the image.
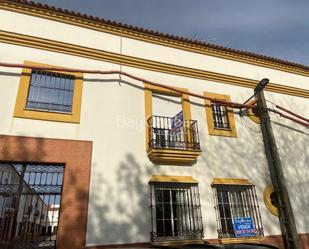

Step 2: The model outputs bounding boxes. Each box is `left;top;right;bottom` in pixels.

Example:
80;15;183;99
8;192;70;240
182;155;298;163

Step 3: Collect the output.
233;217;255;237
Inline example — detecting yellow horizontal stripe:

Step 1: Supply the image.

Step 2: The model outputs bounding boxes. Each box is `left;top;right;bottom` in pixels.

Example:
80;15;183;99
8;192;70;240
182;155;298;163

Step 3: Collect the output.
0;30;308;98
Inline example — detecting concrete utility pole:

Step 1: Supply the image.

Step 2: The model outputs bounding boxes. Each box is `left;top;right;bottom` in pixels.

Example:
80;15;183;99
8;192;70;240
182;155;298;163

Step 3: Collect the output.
256;88;302;249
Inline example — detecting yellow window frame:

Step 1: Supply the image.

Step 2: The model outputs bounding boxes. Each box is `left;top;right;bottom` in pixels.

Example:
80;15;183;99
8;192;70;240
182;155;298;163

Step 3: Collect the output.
144;83;192;150
204;92;237;138
14;61;83;123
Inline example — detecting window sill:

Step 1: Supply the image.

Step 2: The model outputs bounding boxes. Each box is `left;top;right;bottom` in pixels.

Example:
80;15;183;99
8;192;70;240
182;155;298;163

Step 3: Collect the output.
147;148;201;165
209;128;237;138
24;107;73;115
214;127;232;131
219;236;264;244
14;108;80;123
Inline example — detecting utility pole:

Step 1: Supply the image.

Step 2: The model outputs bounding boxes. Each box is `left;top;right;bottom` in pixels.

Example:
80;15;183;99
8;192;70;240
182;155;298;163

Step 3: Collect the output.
256;88;301;249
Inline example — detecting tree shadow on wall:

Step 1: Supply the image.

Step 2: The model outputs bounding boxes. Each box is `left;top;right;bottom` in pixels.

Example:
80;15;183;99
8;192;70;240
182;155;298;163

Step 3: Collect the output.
267;99;309;233
86;153;154;245
197;95;308;236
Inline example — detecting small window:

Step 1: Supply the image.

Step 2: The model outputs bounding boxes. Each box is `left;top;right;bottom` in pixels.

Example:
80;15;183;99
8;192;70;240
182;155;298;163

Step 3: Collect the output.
204;92;237;137
211;102;230;129
14;61;83;123
212;179;264;239
150;179;203;241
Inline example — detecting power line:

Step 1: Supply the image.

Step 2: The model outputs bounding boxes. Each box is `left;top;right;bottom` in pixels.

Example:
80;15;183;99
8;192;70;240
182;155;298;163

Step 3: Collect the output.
0;62;254;109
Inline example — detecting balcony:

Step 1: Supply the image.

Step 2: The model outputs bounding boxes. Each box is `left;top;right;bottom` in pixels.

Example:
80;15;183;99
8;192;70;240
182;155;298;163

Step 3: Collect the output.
147;115;201;165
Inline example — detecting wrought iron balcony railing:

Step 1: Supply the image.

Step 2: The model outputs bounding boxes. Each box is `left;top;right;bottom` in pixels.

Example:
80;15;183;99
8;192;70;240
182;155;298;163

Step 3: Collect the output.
147;115;200;151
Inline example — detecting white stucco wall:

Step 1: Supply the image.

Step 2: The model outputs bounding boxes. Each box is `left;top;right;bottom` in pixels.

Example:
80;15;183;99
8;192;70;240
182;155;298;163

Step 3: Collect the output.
0;8;308;246
264;92;309;234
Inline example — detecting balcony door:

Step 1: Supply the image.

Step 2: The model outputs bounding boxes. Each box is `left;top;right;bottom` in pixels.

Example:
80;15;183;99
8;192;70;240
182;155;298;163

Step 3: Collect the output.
152;93;184;149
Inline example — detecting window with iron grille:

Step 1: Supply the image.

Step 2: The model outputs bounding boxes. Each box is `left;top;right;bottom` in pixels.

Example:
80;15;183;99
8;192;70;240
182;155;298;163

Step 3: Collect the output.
26;70;75;113
211;102;230;129
212;184;264;239
204;92;237;137
150;182;203;241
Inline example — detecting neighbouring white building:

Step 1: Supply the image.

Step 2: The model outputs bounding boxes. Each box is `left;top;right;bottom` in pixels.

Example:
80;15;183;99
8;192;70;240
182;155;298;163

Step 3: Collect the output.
46;204;59;235
0;1;308;249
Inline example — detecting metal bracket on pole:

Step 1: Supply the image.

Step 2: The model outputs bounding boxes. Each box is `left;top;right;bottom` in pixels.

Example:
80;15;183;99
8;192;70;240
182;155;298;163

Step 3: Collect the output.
239;78;269;117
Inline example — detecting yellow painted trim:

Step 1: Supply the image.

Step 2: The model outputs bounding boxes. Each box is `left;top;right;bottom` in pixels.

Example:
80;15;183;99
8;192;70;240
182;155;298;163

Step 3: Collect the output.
247;99;261;124
1;1;309;77
144;83;193;120
219;237;264;244
149;175;198;184
1;30;308;99
144;84;200;164
211;178;253;185
204;92;237;138
147;148;201;165
13;61;83;123
144;83;182;96
144;83;192;149
264;184;279;216
148;148;201;155
145;87;153;149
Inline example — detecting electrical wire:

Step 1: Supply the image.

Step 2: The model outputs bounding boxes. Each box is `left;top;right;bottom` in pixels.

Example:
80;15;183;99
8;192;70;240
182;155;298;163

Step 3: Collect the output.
0;62;254;109
275;105;309;123
1;61;308;128
268;108;309;127
266;100;309;127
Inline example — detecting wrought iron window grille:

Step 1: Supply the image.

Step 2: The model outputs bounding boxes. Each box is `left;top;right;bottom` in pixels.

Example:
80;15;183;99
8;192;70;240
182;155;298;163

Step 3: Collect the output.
150;182;203;241
0;163;64;249
26;70;75;113
211;102;231;129
212;184;264;239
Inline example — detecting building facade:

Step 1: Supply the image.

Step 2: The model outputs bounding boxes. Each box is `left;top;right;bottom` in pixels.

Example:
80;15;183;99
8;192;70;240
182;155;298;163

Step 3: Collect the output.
0;1;308;249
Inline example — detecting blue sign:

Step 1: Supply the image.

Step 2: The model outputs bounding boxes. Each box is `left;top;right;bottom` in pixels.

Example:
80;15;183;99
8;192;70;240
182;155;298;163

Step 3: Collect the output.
171;111;184;131
233;217;255;237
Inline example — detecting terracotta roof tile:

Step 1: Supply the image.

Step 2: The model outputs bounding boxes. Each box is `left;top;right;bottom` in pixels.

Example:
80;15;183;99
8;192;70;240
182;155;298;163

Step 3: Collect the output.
5;0;309;71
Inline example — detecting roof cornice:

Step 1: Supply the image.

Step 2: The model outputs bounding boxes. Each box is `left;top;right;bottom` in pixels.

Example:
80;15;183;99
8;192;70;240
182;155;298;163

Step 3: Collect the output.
1;30;308;98
1;0;309;77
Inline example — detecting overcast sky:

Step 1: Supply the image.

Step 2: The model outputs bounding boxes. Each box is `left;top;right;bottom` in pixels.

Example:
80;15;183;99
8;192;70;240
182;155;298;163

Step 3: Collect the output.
33;0;309;66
